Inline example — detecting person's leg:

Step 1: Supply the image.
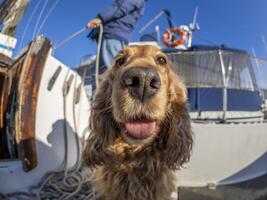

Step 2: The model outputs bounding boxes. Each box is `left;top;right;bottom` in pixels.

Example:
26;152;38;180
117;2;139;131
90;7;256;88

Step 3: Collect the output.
91;38;125;95
100;38;125;69
98;38;108;74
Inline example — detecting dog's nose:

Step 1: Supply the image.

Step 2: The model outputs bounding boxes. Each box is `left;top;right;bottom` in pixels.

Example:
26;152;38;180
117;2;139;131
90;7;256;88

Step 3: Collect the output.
121;67;161;101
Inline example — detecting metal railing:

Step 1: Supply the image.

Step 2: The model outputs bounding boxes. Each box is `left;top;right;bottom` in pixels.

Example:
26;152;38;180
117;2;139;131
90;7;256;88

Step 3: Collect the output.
167;50;263;91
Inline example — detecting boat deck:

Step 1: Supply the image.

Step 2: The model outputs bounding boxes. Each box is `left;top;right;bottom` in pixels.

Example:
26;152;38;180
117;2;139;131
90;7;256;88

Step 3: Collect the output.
179;173;267;200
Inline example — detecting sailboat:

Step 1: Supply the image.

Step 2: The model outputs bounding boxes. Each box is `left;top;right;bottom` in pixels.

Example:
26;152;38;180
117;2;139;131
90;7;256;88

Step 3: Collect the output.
0;1;267;199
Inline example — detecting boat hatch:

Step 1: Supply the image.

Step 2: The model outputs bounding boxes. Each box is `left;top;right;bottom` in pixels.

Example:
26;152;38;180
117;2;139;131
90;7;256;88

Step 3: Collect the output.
0;36;51;172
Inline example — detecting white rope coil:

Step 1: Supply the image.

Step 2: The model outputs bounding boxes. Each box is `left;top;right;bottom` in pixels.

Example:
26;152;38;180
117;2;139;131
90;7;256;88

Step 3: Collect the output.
0;71;95;200
0;23;105;199
0;164;94;200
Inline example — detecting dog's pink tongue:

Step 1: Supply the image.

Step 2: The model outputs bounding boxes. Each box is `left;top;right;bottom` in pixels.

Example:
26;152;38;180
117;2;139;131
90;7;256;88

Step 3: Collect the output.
125;121;156;139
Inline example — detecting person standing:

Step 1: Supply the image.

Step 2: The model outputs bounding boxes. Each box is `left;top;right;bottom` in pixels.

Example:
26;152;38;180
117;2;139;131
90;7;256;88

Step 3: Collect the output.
87;0;147;73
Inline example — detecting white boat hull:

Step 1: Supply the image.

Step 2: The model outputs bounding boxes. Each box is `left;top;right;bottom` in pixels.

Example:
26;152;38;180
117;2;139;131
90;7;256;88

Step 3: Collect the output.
0;46;90;193
175;122;267;187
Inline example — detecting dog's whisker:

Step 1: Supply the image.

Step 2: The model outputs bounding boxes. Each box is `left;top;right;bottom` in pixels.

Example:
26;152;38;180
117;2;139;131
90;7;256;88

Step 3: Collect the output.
97;106;112;114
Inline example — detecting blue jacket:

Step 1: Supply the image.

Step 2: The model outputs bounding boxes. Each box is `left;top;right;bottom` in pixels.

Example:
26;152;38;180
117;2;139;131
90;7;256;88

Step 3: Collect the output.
89;0;146;43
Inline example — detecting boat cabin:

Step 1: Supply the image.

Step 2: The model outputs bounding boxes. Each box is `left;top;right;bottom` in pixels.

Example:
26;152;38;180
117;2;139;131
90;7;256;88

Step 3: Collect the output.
164;45;266;122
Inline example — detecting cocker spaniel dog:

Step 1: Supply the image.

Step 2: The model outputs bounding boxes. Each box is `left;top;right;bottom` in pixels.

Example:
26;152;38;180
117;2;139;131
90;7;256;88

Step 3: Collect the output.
83;45;193;200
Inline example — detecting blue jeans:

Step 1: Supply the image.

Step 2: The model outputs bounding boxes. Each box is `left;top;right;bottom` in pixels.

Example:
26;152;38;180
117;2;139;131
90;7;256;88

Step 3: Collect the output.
99;38;126;70
89;38;126;96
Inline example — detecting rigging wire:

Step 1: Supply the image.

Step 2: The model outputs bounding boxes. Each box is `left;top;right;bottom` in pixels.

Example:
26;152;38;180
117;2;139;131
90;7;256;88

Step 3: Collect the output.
36;0;61;36
262;35;267;58
31;0;49;40
18;0;42;50
52;24;103;89
53;27;86;51
139;11;165;34
192;34;219;47
193;34;267;62
139;10;177;34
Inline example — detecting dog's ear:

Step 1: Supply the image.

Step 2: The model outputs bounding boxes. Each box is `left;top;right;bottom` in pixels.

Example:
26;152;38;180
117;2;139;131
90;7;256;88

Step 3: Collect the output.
161;70;193;169
83;70;118;168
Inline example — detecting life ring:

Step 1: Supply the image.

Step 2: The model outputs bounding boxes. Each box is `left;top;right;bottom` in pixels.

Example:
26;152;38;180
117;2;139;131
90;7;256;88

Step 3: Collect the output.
162;27;188;48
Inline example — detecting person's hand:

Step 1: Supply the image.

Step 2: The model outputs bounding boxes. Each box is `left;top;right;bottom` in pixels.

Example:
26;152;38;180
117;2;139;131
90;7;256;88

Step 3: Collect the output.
87;18;102;29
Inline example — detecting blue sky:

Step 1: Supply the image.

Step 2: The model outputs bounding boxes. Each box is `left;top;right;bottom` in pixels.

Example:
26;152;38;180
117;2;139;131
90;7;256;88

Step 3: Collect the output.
13;0;267;67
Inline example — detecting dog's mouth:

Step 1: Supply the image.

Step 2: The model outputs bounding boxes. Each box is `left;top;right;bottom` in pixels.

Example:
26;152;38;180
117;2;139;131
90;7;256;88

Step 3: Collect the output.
123;119;157;140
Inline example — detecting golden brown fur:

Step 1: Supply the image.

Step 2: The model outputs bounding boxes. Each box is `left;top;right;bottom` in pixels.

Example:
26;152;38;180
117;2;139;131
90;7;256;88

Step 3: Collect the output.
83;45;193;200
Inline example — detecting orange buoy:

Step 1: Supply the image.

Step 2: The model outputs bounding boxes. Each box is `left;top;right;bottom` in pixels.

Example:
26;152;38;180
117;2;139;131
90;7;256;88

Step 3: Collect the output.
162;27;188;48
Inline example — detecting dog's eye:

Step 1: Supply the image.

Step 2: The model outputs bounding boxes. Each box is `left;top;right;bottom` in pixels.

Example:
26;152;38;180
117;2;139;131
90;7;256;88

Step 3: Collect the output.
116;57;126;67
156;56;167;65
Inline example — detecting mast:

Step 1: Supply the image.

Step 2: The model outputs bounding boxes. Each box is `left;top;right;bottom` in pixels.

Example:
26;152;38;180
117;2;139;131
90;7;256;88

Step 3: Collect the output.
0;0;30;37
0;0;14;21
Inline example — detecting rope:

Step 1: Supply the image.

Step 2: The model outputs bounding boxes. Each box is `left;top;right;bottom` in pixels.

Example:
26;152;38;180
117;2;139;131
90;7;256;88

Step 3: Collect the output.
62;71;72;173
95;24;103;89
52;23;103;89
72;75;81;169
0;72;95;200
31;164;94;200
32;71;94;200
33;72;94;200
0;24;105;199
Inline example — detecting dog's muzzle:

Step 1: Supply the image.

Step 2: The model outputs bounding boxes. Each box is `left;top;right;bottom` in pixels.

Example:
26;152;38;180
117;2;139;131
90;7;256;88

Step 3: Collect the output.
121;67;161;102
